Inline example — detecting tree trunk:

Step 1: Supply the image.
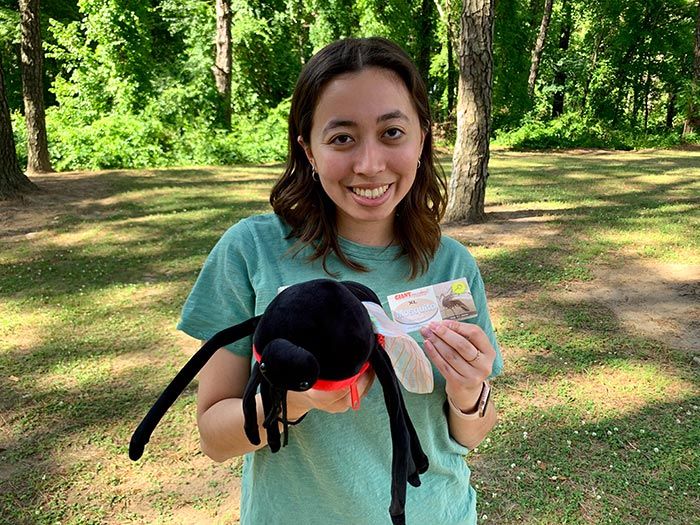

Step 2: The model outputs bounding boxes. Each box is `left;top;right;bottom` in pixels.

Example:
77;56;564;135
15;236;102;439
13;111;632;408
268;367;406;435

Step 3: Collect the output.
434;0;459;116
0;54;38;199
212;0;232;129
417;0;434;89
666;92;676;129
528;0;554;97
582;36;600;112
447;29;456;116
19;0;52;174
444;0;494;224
643;70;651;132
551;0;571;118
683;0;700;135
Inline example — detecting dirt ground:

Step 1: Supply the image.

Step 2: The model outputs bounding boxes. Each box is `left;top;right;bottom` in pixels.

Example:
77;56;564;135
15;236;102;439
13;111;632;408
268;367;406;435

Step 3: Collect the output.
2;171;698;523
4;172;698;357
443;207;700;355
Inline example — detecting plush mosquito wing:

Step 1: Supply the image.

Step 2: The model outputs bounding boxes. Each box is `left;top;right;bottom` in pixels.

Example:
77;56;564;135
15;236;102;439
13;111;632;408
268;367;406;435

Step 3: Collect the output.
129;316;259;461
363;301;434;394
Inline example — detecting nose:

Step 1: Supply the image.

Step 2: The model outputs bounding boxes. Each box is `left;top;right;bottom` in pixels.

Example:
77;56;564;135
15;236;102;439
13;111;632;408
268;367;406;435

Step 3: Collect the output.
353;138;386;176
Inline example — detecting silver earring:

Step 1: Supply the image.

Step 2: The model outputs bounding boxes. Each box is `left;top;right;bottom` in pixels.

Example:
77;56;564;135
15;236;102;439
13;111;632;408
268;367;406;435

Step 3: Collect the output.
311;168;319;182
417;159;421;168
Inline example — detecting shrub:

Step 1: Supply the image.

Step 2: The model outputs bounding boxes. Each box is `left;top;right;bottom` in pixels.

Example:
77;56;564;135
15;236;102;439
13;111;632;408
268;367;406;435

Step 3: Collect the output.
46;110;171;170
494;113;633;150
493;113;696;151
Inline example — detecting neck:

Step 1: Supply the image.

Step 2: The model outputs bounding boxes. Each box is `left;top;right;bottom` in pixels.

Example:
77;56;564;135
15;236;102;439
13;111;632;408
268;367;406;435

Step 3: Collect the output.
337;214;395;247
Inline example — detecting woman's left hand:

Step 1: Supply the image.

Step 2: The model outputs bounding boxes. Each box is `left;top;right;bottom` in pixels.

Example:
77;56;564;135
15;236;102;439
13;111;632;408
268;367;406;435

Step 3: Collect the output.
420;319;496;411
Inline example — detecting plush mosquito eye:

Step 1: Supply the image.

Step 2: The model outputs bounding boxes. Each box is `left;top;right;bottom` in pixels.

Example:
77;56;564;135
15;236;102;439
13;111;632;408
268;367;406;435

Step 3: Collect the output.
298;381;310;391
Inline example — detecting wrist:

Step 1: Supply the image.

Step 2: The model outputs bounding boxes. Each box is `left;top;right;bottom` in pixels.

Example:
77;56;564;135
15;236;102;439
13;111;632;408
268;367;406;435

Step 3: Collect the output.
446;385;484;413
447;382;491;418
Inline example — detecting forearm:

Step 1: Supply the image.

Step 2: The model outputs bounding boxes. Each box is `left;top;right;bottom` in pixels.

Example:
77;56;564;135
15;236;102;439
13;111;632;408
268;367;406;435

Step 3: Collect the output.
446;394;497;450
198;393;270;461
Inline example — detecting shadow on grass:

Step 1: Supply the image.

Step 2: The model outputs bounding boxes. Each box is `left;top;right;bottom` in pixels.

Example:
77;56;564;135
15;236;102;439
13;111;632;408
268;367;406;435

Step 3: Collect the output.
1;152;698;523
471;395;700;524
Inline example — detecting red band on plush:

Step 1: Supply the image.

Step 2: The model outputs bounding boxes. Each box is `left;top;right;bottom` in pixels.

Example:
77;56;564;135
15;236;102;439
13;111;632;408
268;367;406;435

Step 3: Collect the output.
312;362;370;391
252;344;371;402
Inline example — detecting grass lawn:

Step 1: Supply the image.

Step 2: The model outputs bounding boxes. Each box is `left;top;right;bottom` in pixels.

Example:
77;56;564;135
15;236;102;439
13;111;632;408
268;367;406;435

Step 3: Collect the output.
1;149;698;524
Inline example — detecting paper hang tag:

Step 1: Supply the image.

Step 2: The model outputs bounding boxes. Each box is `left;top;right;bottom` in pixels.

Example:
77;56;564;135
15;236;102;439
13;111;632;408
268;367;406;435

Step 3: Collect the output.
362;302;434;394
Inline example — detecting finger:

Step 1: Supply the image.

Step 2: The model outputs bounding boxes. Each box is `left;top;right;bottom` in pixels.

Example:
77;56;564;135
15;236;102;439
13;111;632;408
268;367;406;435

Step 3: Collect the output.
427;322;481;365
426;333;485;379
441;320;496;360
423;338;461;382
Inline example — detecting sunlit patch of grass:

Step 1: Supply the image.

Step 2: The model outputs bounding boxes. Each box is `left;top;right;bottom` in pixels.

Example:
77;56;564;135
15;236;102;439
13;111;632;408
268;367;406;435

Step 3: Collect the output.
2;153;699;524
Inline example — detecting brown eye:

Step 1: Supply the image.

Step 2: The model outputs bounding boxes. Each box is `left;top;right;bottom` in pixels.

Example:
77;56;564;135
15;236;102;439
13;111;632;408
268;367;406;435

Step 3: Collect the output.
384;128;404;139
330;134;353;145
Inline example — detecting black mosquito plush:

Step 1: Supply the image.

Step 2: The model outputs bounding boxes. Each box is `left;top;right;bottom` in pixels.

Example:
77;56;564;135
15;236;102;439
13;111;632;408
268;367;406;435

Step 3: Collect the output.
129;278;428;525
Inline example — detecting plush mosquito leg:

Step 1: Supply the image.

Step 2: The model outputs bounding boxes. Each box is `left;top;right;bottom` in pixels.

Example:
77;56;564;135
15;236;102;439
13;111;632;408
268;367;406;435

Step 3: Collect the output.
371;348;413;525
260;380;283;452
129;317;259;461
242;363;263;445
397;380;428;486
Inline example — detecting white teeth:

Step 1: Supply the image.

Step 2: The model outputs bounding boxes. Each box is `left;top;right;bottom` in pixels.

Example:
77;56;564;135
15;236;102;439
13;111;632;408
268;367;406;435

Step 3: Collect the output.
351;185;389;199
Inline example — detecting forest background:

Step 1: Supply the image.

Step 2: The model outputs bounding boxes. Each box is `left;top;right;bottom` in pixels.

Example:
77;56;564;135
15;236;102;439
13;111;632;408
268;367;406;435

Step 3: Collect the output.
2;0;699;173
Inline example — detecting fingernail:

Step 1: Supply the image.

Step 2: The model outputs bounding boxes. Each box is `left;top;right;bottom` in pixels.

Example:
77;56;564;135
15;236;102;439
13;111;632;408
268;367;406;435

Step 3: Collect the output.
420;327;430;337
429;322;444;334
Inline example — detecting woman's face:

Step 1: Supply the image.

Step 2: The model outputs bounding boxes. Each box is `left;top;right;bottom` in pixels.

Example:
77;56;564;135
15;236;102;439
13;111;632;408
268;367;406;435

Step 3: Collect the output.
300;67;425;246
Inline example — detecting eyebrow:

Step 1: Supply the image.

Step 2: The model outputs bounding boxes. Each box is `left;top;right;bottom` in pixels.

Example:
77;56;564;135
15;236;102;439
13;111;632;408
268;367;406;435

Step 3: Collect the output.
321;110;410;134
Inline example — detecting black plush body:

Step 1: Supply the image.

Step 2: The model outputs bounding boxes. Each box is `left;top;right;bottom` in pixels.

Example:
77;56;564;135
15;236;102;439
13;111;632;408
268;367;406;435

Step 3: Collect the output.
129;278;428;525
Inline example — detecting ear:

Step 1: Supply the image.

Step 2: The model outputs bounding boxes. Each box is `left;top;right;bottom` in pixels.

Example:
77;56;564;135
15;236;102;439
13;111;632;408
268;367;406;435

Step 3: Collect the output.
418;128;427;166
297;135;316;171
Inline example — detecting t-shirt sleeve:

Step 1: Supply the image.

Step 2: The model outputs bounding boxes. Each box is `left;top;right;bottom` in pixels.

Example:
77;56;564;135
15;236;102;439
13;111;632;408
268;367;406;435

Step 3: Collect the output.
177;220;257;358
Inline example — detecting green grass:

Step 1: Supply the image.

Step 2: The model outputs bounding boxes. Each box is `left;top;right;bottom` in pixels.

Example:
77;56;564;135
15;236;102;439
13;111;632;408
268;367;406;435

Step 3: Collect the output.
1;151;698;524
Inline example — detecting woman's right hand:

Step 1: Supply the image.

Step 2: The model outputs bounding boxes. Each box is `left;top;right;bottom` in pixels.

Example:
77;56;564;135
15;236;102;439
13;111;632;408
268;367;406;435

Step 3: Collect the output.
285;369;376;420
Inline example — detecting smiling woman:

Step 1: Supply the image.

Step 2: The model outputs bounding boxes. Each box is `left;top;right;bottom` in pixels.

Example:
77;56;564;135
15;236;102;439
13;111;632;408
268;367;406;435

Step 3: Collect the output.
297;68;424;247
177;37;504;525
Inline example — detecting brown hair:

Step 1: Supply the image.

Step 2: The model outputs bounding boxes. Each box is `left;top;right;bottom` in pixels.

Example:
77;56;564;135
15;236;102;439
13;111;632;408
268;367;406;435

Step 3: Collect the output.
269;37;447;279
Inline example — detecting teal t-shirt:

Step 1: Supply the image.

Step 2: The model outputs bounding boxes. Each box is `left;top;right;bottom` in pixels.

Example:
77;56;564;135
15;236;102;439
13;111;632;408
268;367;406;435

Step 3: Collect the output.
178;213;503;525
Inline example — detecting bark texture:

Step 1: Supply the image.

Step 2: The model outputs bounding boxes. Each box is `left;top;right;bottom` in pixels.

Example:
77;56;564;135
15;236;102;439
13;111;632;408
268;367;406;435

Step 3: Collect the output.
19;0;52;173
528;0;554;97
434;0;459;115
212;0;232;129
444;0;494;224
683;0;700;135
1;54;37;199
551;0;571;118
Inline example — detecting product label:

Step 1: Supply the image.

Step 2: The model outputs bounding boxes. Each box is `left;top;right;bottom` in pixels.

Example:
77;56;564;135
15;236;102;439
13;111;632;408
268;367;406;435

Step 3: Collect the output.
387;277;477;333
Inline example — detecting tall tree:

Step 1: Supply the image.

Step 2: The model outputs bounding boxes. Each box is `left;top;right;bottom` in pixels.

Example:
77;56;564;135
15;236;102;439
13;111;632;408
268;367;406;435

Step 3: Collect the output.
434;0;459;117
528;0;554;97
551;0;571;117
417;0;434;88
684;0;700;135
212;0;232;128
19;0;52;173
444;0;494;223
0;54;37;199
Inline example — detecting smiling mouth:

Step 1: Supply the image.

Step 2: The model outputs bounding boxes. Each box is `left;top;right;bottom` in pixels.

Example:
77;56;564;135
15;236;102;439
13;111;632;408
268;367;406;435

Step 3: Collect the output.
350;184;391;199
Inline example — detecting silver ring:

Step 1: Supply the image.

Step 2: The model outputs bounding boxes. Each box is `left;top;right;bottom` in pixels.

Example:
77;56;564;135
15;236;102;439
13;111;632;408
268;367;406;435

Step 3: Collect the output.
466;350;480;364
